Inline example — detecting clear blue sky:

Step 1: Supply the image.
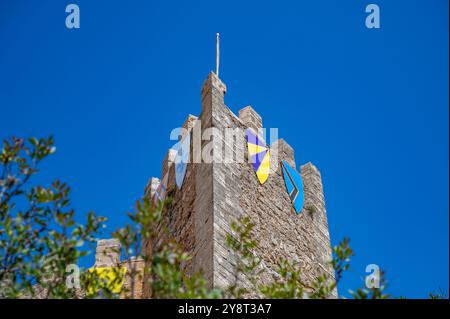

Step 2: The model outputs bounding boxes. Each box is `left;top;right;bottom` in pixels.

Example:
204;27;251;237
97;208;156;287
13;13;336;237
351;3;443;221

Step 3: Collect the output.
0;0;448;298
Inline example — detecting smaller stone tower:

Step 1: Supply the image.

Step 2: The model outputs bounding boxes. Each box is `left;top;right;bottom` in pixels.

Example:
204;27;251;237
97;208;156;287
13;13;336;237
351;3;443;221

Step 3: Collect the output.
94;239;145;299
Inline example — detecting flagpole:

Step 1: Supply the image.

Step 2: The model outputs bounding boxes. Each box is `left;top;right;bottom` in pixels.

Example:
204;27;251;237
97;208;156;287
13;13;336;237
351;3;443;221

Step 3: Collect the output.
216;33;220;77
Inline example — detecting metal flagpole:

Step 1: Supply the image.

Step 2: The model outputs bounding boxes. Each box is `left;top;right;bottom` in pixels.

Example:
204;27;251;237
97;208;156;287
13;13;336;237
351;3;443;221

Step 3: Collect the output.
216;33;220;77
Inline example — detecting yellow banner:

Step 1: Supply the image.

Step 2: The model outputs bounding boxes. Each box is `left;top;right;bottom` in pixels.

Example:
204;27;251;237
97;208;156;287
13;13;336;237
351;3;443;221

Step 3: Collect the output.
87;266;127;295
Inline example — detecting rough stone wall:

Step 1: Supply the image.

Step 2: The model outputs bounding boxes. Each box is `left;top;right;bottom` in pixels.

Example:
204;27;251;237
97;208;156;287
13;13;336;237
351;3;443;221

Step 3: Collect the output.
161;153;199;278
120;257;145;299
140;148;199;297
140;110;213;295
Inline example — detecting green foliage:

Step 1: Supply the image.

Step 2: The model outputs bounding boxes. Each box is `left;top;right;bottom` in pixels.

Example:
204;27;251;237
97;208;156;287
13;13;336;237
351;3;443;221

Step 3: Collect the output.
305;205;316;218
0;136;106;298
349;270;390;299
428;288;447;299
331;237;354;283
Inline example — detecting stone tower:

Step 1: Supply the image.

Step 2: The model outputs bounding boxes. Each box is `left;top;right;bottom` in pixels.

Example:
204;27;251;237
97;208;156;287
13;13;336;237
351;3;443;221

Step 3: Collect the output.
142;71;336;298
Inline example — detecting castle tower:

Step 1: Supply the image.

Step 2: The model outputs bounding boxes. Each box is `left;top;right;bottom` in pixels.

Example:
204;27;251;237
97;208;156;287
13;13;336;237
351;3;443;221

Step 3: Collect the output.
143;71;336;298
